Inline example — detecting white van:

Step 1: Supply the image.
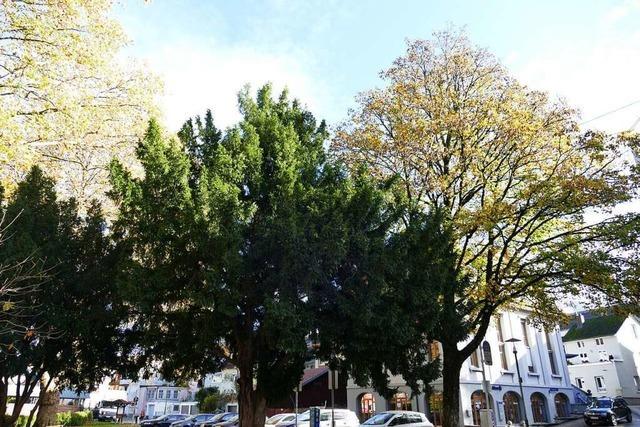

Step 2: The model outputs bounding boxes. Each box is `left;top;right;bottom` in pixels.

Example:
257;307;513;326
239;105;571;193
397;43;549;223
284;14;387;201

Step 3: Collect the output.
296;409;360;427
360;411;433;427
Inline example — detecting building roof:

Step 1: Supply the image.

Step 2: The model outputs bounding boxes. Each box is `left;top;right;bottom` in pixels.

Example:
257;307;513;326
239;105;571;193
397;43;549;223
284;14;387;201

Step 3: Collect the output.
563;314;626;341
300;366;329;386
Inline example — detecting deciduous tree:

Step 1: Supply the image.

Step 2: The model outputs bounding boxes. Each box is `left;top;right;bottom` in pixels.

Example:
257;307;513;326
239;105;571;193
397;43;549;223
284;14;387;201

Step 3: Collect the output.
334;30;636;427
0;0;159;205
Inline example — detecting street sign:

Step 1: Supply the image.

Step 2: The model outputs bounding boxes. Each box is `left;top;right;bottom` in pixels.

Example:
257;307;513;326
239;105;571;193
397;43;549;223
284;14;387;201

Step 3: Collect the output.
482;341;493;366
310;407;320;427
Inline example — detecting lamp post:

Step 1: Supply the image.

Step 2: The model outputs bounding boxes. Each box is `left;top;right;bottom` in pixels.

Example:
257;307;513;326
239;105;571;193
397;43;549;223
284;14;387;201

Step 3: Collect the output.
505;338;529;427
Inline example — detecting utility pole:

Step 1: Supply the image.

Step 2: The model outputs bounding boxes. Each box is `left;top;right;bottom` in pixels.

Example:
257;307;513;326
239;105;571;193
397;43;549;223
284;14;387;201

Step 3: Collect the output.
329;370;335;427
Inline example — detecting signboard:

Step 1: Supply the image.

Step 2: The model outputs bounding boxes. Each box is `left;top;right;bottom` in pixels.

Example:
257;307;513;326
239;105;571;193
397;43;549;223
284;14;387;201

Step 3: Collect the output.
310;407;320;427
549;388;559;392
482;341;493;366
491;385;502;391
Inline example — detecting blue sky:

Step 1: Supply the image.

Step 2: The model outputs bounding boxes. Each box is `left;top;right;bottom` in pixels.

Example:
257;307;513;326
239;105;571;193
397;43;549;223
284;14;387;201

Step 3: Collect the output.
116;0;640;133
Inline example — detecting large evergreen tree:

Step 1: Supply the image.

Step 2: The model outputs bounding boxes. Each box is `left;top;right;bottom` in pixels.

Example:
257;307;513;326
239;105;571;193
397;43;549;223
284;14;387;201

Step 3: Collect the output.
109;85;395;427
0;167;126;427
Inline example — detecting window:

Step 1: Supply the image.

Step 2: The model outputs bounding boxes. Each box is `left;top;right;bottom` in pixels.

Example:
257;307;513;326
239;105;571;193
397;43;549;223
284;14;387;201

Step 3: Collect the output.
469;349;480;368
577;341;585;348
595;338;604;345
521;319;535;373
545;331;559;375
595;376;606;391
173;390;178;399
634;376;640;391
496;316;508;370
580;353;589;363
147;388;156;399
158;390;164;399
632;324;639;339
576;377;585;389
503;392;522;424
598;350;609;361
173;405;179;412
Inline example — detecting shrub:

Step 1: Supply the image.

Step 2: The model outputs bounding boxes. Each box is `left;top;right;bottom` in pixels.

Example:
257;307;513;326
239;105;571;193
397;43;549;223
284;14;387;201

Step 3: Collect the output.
56;410;92;426
57;412;72;426
15;415;31;427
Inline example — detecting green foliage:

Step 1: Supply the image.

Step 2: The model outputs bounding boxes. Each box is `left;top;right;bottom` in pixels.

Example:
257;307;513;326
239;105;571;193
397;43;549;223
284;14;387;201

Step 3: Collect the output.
110;85;399;423
195;387;219;409
0;166;127;423
15;415;31;427
56;410;93;426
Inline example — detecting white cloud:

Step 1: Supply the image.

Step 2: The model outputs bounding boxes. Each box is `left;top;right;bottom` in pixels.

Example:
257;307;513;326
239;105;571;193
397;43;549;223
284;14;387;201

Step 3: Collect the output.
141;38;332;132
511;10;640;134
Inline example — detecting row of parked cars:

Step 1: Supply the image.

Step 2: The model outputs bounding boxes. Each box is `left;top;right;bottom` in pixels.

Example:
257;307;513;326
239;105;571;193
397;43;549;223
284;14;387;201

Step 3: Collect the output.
139;412;238;427
265;409;433;427
139;409;433;427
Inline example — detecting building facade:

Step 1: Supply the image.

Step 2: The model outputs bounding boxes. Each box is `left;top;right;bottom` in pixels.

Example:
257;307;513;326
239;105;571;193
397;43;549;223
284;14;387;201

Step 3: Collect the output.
563;312;640;404
347;310;575;426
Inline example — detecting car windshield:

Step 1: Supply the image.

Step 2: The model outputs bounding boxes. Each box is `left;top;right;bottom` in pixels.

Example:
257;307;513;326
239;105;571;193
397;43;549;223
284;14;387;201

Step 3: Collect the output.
221;414;236;421
267;415;285;424
594;400;612;408
196;415;215;421
363;414;395;425
297;411;310;422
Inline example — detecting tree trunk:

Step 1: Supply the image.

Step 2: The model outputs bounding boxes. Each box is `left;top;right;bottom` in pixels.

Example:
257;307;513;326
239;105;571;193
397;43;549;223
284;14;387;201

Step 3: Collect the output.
237;371;266;427
441;343;463;427
237;343;267;427
34;376;58;427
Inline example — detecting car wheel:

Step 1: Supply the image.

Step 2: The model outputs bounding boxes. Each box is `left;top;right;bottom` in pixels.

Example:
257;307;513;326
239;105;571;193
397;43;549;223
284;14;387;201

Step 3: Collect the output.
585;420;592;426
610;415;618;426
626;413;632;423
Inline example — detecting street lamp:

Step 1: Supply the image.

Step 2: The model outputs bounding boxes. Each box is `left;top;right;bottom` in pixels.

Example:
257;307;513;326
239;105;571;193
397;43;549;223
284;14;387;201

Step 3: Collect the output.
505;338;529;427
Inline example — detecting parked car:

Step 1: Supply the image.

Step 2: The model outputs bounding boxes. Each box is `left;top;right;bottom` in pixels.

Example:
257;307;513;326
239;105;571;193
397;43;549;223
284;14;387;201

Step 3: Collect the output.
201;413;238;427
212;414;238;427
295;409;360;427
93;401;120;422
360;411;432;427
266;413;298;426
141;414;190;427
171;414;218;427
584;397;632;425
196;413;229;427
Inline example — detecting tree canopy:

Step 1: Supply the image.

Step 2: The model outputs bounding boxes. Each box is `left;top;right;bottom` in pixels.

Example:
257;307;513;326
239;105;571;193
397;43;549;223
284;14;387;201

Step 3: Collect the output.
0;167;127;427
334;30;637;427
109;85;395;427
0;0;159;205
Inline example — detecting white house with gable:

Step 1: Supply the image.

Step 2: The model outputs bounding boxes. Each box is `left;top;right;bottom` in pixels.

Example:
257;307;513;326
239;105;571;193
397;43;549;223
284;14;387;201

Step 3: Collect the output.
562;311;640;404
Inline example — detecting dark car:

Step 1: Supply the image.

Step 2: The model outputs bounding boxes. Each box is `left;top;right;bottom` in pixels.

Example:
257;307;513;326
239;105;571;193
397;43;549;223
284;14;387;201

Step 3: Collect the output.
171;414;217;427
141;414;190;427
202;413;238;427
584;398;633;425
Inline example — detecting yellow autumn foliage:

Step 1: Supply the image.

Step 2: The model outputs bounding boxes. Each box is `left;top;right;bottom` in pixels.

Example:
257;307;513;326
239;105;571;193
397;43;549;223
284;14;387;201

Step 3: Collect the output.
0;0;160;205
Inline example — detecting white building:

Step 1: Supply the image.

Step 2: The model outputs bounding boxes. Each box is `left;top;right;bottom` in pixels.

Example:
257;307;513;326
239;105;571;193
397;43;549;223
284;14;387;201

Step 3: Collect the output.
347;309;575;426
202;365;238;396
562;311;640;404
